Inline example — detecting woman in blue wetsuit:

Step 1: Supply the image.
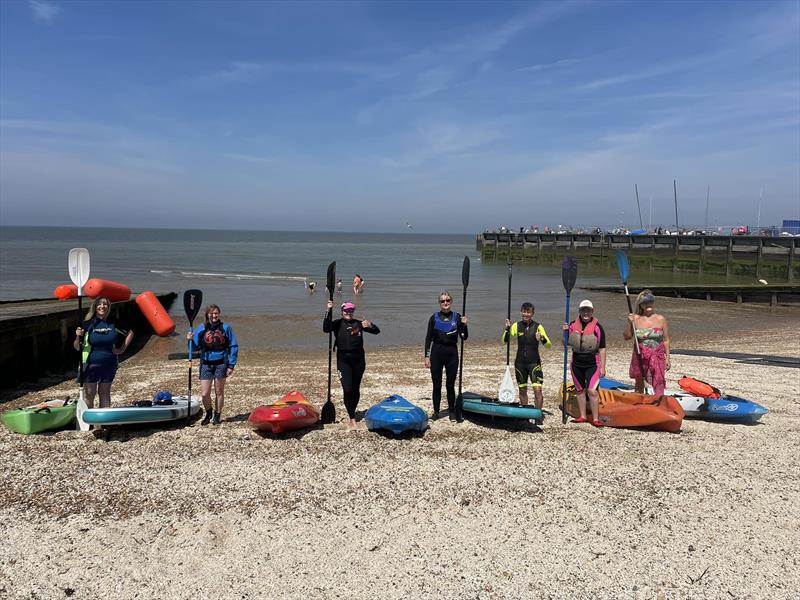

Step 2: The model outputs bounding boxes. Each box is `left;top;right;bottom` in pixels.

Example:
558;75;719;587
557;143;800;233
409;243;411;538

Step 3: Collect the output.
424;291;469;420
324;300;380;429
188;304;238;425
73;297;134;408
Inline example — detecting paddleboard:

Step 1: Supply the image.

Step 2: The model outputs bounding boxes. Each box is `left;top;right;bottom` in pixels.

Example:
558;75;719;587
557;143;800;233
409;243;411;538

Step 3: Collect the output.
364;395;428;434
82;395;201;426
460;391;544;423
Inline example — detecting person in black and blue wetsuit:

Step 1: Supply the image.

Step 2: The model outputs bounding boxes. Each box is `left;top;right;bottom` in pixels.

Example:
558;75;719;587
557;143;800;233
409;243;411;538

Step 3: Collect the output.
503;302;552;409
324;300;380;429
424;291;469;420
73;296;134;409
187;304;238;425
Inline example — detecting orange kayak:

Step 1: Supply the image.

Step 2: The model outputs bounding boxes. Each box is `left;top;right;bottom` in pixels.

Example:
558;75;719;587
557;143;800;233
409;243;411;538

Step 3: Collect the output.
562;384;684;432
248;390;319;434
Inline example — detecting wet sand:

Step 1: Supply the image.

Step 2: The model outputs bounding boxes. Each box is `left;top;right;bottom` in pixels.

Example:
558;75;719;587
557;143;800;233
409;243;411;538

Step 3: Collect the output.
1;300;799;599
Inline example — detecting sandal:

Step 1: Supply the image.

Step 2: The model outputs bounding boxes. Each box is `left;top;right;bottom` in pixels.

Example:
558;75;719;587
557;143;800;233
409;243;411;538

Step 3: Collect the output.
573;417;588;424
591;419;603;427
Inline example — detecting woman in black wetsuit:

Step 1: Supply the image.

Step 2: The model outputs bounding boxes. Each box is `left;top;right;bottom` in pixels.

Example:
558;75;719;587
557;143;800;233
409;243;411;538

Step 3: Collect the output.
424;291;469;420
324;300;380;429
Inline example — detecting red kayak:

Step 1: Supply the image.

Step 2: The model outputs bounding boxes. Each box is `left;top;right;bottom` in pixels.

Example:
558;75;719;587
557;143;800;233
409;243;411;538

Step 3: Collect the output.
248;390;319;434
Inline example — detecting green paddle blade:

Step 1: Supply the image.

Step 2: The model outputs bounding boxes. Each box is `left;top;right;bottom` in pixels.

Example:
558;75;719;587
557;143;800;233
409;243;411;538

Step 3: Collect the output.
616;251;630;284
561;256;577;292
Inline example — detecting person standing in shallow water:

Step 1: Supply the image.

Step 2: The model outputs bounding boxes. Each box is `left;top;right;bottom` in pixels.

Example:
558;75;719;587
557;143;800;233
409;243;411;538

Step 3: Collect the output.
424;291;469;420
74;297;133;408
324;300;380;429
624;289;670;396
188;305;238;425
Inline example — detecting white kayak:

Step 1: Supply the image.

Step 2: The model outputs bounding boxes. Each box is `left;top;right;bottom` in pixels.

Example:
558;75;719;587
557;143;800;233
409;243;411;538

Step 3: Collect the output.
82;395;201;426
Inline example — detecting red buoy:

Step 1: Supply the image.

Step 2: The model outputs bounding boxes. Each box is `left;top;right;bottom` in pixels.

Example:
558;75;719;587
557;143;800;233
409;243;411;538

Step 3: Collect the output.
54;284;78;300
84;278;131;302
135;291;175;337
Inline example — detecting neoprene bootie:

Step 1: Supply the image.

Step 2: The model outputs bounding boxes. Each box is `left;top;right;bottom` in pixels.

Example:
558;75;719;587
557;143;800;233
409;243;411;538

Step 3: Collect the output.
201;409;213;425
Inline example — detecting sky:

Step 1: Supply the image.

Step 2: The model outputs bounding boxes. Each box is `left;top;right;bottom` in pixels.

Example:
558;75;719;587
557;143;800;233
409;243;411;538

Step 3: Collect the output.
1;0;798;233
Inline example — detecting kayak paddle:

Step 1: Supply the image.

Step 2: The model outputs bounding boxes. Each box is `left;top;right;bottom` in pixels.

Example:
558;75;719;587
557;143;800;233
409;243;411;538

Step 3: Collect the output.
498;260;516;403
68;248;91;431
455;256;470;422
321;261;337;424
560;256;577;424
615;250;646;384
183;289;203;425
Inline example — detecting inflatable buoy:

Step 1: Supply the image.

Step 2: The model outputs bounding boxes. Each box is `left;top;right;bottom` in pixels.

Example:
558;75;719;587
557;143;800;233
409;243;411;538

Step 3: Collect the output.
53;284;78;300
135;291;175;337
84;278;131;302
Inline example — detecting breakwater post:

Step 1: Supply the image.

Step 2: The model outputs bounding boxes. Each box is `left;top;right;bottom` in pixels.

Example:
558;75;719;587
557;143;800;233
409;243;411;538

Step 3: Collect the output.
0;292;177;392
476;233;799;281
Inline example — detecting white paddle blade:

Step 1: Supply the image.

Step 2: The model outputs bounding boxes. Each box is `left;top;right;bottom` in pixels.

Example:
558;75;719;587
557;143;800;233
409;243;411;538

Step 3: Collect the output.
68;248;91;294
498;366;517;404
76;389;90;431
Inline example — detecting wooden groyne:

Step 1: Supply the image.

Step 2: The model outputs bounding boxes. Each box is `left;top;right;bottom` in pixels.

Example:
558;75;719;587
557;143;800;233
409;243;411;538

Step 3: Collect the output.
581;284;800;307
477;233;799;281
0;292;176;392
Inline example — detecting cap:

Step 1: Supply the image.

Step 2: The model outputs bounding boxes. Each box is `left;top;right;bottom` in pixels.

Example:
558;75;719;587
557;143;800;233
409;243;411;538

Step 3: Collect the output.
639;293;655;304
341;301;356;312
578;300;594;309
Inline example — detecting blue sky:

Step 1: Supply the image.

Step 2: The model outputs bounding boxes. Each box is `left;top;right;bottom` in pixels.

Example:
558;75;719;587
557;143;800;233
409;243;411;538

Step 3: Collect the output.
1;0;798;232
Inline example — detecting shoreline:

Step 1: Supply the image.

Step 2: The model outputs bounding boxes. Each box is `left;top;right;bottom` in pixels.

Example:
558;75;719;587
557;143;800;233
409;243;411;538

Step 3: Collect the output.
1;311;798;599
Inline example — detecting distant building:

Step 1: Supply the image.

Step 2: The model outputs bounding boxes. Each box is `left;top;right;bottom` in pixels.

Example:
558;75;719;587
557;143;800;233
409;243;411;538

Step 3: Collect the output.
782;219;800;235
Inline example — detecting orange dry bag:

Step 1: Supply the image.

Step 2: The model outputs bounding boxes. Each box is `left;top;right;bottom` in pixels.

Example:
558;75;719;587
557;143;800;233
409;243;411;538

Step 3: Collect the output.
84;278;131;302
135;291;176;337
53;284;78;300
678;376;721;399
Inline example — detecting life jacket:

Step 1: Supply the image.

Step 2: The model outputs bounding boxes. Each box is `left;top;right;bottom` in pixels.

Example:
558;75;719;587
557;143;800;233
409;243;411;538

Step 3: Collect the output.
567;317;600;353
678;376;721;399
202;322;229;351
433;311;460;336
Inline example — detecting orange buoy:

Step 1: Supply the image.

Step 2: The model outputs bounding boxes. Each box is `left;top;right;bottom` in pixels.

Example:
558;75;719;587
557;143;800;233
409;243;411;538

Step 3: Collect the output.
54;284;78;300
135;291;175;337
84;278;131;302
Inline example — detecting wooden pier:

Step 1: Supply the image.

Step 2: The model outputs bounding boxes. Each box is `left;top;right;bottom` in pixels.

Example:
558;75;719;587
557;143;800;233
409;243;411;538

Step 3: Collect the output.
477;232;799;281
0;292;176;392
581;284;800;307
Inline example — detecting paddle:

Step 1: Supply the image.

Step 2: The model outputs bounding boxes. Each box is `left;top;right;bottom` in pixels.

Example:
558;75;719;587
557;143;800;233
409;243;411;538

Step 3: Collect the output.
183;289;203;425
498;260;516;403
321;261;337;424
69;248;91;431
455;256;470;422
616;251;647;386
561;256;577;424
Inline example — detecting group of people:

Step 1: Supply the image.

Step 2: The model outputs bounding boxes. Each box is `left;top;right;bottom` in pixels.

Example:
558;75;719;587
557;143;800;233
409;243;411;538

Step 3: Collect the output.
73;286;669;429
305;274;365;296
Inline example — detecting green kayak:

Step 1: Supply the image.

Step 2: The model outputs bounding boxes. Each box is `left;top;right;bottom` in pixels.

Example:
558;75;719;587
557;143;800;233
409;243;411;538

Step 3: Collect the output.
1;399;76;434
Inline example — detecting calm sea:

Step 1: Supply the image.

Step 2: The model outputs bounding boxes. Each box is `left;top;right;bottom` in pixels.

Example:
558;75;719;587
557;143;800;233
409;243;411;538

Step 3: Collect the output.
0;226;704;349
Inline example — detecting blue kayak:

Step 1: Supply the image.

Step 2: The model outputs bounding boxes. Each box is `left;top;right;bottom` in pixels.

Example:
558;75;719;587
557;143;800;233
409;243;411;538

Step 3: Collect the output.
460;392;544;423
599;378;768;424
364;395;428;434
82;395;201;426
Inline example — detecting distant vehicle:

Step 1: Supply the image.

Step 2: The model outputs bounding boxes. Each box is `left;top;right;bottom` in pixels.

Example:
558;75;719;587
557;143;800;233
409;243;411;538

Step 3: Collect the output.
731;226;748;236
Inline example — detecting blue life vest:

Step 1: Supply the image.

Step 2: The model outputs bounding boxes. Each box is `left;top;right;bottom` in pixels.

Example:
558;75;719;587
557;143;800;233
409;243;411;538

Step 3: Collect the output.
433;311;460;336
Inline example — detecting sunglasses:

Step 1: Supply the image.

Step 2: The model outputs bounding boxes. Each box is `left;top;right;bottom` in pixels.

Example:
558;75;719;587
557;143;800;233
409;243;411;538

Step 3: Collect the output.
342;308;355;313
439;298;452;304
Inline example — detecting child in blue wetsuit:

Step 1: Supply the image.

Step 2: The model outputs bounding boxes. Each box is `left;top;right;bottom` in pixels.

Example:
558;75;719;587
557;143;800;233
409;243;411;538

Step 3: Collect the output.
188;304;238;425
73;296;134;408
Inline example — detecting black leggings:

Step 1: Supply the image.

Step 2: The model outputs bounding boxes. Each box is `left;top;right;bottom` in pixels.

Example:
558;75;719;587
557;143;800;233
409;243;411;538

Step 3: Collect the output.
337;351;366;419
430;344;458;414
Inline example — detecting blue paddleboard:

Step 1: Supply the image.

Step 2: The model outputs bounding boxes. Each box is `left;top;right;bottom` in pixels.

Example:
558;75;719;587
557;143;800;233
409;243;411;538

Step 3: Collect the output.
365;395;428;434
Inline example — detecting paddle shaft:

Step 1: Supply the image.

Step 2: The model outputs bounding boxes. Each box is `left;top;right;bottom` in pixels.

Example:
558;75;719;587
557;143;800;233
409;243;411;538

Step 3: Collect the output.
623;282;647;378
458;287;467;397
561;292;570;424
77;295;84;386
506;262;512;366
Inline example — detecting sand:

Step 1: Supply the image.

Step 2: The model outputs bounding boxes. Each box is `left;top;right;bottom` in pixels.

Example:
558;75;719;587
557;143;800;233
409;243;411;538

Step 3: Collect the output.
1;300;799;599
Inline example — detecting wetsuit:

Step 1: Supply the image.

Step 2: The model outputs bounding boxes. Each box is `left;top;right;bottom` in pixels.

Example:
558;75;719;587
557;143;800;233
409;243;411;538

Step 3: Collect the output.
502;320;552;388
568;318;606;392
424;311;468;414
80;318;128;383
323;314;380;419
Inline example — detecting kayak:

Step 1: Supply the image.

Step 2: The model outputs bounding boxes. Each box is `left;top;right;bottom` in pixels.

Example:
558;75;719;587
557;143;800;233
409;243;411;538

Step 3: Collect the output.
599;377;768;424
364;395;428;434
460;392;544;423
82;395;201;426
561;383;684;432
1;399;76;434
248;390;319;434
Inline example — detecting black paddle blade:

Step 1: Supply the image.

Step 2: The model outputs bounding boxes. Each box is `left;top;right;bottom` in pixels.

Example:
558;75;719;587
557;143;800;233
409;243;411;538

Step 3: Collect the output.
326;261;336;300
183;289;203;323
321;399;336;424
561;256;578;293
461;256;470;288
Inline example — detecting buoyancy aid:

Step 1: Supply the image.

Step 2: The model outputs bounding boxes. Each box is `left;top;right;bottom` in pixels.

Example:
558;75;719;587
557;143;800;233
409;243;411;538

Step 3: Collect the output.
678;376;721;399
568;317;600;353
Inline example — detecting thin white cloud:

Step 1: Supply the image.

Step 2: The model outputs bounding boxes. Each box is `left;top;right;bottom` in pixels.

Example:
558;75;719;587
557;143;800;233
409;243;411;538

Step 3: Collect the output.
514;58;579;73
221;153;274;164
29;0;61;25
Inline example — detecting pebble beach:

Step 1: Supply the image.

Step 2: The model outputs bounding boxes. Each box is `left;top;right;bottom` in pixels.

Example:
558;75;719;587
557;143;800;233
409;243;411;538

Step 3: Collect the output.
1;297;799;599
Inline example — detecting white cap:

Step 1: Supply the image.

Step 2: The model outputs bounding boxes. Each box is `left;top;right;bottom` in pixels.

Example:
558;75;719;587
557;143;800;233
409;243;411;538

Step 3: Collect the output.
579;300;594;309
